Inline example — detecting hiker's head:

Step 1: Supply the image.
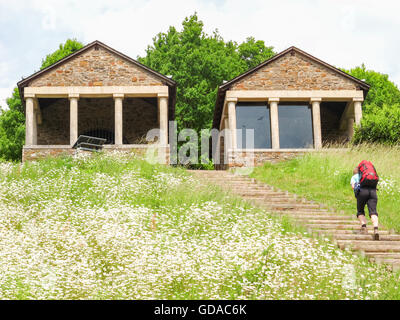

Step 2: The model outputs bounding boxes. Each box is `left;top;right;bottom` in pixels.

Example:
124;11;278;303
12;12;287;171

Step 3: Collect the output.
353;167;359;175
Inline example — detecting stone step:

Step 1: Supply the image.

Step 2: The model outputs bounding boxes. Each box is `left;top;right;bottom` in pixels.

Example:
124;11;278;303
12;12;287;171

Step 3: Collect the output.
307;224;376;230
238;194;295;200
229;186;277;192
275;208;330;212
248;198;300;204
233;190;287;195
222;186;276;192
287;214;353;220
272;198;312;203
238;194;290;199
207;178;254;182
315;229;390;235
273;209;330;215
337;240;400;245
369;258;400;265
390;264;400;271
336;241;400;252
365;252;400;259
304;220;361;225
263;202;321;209
332;234;400;241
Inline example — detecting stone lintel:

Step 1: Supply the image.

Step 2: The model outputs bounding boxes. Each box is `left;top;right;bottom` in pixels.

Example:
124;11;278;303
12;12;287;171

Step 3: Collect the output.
157;92;169;98
226;90;364;101
68;93;80;100
24;86;169;98
113;93;125;99
225;97;238;103
24;93;35;99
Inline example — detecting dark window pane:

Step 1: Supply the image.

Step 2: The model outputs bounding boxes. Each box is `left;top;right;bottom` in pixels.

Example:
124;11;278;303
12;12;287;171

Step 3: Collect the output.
236;103;271;149
278;105;314;149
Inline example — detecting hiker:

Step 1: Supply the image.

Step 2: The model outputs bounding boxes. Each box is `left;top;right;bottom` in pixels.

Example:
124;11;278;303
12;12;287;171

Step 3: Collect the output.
350;160;380;240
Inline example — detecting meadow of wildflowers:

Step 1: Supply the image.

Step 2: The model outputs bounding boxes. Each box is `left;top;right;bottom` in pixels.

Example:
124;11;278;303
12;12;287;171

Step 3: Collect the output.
0;152;399;299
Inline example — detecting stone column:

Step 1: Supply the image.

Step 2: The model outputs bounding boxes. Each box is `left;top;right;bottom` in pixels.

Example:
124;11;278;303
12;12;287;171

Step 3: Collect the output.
69;94;79;146
25;95;35;146
158;94;168;145
353;98;363;126
113;94;124;145
347;117;355;139
32;99;38;145
311;98;322;149
269;98;280;149
227;98;237;150
224;117;229;131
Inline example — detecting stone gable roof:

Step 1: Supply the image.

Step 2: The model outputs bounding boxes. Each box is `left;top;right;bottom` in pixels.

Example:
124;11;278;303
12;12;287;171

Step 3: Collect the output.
17;40;176;118
18;40;176;88
212;46;370;129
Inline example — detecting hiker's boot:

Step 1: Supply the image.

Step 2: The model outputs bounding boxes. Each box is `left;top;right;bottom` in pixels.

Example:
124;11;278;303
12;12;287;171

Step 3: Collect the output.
374;227;380;241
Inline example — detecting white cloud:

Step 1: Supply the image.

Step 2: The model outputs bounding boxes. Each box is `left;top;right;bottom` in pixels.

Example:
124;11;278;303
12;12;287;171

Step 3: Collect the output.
0;0;399;107
40;5;57;30
0;86;14;109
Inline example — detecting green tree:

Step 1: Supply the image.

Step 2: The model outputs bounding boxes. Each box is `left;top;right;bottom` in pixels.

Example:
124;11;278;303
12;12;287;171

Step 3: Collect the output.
41;38;84;70
0;88;25;161
344;64;400;113
342;64;400;144
0;39;84;161
138;13;275;133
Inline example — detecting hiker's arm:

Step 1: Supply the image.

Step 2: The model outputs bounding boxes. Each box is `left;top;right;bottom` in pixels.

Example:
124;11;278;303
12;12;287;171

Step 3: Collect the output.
350;177;355;189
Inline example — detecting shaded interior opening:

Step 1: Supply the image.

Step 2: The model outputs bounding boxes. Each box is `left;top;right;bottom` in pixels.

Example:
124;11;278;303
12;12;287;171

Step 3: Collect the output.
36;97;159;146
320;101;347;145
78;97;115;144
37;98;69;145
123;97;158;144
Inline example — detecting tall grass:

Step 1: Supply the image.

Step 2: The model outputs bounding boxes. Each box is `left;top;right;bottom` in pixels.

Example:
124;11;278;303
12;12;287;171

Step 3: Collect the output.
251;143;400;232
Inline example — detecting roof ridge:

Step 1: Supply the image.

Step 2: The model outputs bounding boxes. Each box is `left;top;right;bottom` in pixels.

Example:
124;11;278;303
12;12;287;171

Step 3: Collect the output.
220;46;370;91
17;40;176;88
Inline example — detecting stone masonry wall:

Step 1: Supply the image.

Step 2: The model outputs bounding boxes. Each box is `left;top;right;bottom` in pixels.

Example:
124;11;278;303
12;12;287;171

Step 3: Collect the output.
77;97;114;140
123;98;158;144
38;98;69;145
22;147;74;162
320;102;348;145
29;46;164;87
231;51;358;91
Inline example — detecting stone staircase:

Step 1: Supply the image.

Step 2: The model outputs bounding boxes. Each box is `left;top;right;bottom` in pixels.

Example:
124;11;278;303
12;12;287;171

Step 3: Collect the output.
190;170;400;272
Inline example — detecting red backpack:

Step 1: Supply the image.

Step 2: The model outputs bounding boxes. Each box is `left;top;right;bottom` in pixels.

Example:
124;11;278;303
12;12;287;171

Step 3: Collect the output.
358;160;379;188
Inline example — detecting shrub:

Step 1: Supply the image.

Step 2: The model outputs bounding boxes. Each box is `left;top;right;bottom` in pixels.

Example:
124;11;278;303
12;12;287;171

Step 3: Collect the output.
354;103;400;144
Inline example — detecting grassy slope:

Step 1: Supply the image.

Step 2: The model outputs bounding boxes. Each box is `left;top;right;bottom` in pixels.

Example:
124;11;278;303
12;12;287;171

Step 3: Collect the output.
0;152;399;299
251;144;400;232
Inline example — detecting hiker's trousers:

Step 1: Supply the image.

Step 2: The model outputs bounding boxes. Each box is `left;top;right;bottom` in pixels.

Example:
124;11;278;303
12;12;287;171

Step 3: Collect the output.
356;188;378;217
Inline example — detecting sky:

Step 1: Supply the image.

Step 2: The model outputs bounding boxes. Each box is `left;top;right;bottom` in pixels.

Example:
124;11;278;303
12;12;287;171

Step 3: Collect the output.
0;0;399;107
